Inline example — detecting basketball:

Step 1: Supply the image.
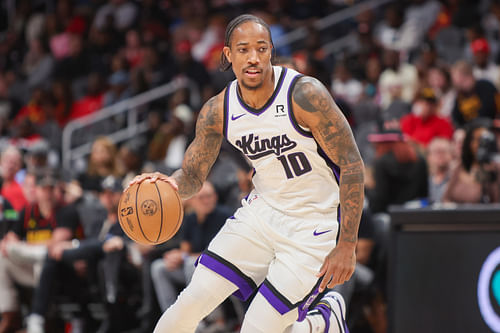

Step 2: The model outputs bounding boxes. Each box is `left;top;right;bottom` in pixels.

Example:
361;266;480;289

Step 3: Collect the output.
118;180;183;245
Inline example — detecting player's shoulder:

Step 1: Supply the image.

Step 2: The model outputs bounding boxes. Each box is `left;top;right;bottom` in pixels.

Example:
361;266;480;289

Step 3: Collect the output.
200;88;227;116
292;75;329;97
291;75;334;114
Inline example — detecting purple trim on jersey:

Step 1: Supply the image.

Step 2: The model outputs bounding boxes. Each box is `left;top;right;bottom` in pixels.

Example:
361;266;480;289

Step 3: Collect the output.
287;74;314;138
235;67;287;116
198;251;257;301
223;83;231;139
315;143;340;184
315;142;342;225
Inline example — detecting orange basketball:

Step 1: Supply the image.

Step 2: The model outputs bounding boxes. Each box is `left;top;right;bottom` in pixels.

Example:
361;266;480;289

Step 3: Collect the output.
118;180;183;245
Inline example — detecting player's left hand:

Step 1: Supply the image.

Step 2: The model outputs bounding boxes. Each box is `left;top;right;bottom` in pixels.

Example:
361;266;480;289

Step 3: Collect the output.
317;242;356;292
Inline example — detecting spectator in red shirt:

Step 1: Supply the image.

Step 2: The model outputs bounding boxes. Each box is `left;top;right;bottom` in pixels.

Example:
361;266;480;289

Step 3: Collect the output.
0;146;27;211
400;88;454;147
67;73;105;122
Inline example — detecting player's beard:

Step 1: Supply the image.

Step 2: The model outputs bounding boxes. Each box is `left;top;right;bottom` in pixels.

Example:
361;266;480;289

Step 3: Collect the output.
240;78;264;90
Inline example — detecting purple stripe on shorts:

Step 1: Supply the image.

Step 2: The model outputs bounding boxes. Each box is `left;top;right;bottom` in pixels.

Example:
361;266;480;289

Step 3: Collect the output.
198;253;254;301
297;287;320;321
259;283;291;315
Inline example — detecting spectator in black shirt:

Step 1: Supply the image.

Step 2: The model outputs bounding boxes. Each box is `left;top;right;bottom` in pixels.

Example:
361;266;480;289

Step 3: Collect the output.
0;173;80;333
27;176;129;333
451;60;499;127
151;181;231;312
367;127;428;213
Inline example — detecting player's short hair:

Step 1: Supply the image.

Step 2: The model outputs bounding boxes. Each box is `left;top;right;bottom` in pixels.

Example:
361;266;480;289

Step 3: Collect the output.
220;14;274;72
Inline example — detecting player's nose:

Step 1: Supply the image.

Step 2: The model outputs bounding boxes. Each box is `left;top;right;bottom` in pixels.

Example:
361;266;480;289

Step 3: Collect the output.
247;49;259;64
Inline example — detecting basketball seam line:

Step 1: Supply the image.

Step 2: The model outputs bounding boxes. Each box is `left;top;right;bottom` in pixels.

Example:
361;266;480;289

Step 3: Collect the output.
154;182;163;243
136;182;153;243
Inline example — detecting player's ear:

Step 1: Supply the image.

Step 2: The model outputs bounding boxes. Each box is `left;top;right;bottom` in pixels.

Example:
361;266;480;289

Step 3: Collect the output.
223;46;232;64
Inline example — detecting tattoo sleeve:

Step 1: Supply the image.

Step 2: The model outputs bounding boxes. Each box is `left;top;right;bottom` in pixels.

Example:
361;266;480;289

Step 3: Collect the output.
293;77;364;245
171;95;223;199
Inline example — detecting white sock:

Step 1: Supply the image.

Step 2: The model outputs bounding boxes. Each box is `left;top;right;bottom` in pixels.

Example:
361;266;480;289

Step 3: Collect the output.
286;313;325;333
307;313;326;333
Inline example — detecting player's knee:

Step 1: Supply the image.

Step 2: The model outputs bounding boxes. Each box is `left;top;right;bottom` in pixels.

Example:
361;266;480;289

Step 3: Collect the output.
241;294;297;333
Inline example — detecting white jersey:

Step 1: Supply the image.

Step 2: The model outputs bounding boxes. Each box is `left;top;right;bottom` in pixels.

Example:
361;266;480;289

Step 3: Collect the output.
223;66;340;217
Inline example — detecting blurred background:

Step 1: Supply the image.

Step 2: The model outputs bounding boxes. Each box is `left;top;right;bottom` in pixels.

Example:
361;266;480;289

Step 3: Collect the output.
0;0;499;332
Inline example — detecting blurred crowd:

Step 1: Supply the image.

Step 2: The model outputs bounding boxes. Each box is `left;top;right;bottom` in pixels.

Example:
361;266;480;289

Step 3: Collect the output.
1;0;500;332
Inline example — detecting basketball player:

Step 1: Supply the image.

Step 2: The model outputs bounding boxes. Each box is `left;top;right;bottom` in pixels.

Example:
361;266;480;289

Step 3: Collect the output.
130;14;364;333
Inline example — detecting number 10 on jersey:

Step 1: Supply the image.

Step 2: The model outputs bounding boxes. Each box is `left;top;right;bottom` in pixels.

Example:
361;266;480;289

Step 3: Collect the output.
277;152;312;179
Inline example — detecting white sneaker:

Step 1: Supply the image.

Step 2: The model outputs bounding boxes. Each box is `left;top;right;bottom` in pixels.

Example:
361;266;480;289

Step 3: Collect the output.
26;314;45;333
313;291;348;333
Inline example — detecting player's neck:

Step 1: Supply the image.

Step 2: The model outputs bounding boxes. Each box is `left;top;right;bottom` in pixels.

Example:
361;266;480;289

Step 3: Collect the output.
238;69;275;109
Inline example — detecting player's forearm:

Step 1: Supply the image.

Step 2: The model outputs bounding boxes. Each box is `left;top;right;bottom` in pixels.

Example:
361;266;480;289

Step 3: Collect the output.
338;160;365;246
171;168;203;200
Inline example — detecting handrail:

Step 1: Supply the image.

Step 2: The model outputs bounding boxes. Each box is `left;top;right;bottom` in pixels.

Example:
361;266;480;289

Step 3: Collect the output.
274;0;394;48
62;77;190;171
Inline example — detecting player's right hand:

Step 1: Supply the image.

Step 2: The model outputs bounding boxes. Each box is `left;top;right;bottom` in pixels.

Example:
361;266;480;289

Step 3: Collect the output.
127;172;179;191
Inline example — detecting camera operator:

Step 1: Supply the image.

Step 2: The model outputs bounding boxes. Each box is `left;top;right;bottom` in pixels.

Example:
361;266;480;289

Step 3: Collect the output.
443;118;500;203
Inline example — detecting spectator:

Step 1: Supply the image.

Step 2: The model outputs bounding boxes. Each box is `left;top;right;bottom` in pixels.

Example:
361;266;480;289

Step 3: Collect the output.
164;39;213;102
102;70;131;107
378;49;418;109
23;37;54;93
331;61;363;106
427;137;454;204
148;93;194;168
367;126;428;213
67;72;105;122
400;88;454;147
443;119;500;203
76;137;118;192
14;87;44;126
0;146;27;211
117;138;145;187
92;0;138;33
470;38;500;89
53;33;90;82
0;173;79;333
450;60;499;126
426;66;455;119
151;181;230;312
28;176;129;333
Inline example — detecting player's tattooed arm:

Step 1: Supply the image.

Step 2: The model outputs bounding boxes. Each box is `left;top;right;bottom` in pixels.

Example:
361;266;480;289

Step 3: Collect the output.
293;77;364;246
171;94;224;199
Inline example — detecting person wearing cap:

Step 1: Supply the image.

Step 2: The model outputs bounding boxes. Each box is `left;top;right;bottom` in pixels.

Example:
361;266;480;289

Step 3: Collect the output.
367;123;428;213
451;60;499;127
400;87;454;147
470;38;500;89
0;173;81;333
102;70;132;107
27;175;131;333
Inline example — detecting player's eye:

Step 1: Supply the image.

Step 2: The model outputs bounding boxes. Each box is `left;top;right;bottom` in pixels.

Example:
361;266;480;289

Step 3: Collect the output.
238;48;247;53
259;47;267;52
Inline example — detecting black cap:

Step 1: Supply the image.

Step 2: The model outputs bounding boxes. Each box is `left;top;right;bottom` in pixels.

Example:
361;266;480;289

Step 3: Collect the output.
101;176;123;192
36;173;58;187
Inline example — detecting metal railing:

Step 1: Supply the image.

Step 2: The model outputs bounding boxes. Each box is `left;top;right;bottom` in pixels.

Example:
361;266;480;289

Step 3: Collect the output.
62;0;393;172
274;0;394;49
61;77;192;171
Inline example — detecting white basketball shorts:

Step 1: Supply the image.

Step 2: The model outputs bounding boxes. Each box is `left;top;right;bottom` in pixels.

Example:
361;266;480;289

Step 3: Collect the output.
197;190;339;320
